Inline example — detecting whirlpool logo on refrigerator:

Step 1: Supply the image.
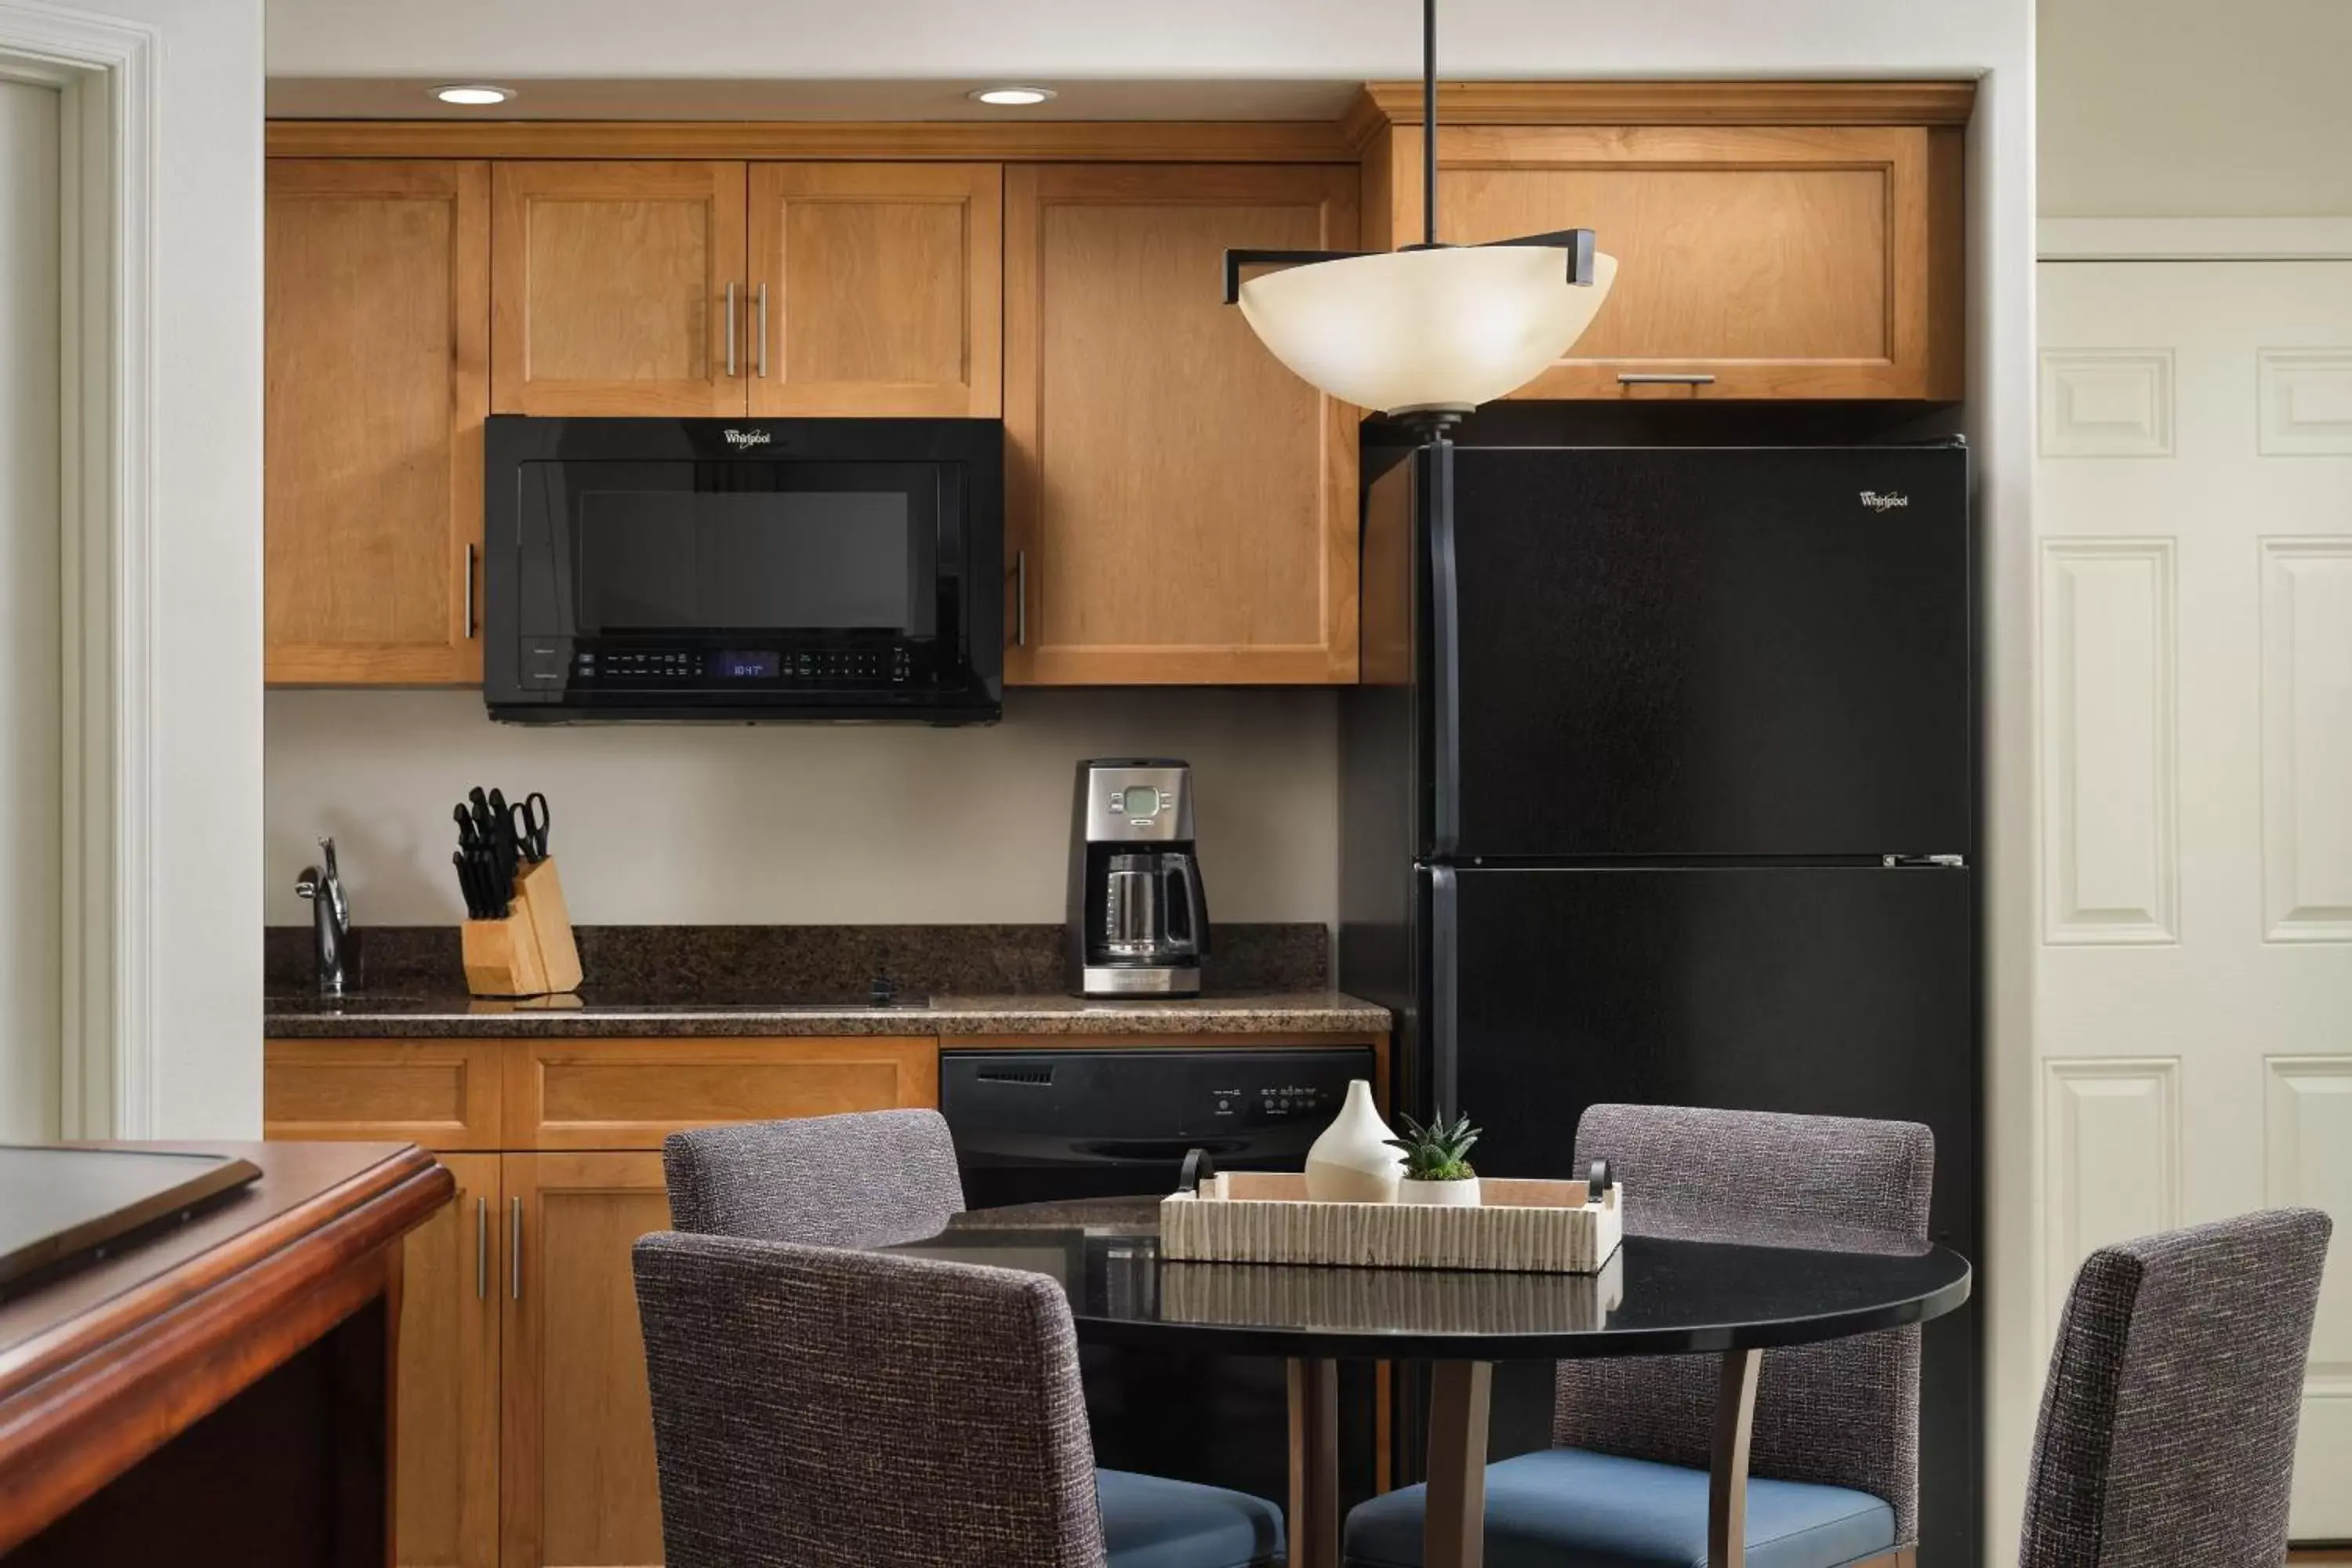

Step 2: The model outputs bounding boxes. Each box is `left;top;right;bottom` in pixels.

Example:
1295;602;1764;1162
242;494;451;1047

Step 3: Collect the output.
721;428;774;448
1859;491;1911;514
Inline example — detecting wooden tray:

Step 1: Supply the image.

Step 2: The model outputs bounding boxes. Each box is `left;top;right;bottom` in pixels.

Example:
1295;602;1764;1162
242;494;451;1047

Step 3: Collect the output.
1159;1171;1624;1274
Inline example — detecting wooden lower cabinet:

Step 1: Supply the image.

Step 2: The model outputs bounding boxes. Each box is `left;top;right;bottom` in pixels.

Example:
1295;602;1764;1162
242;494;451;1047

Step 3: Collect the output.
499;1152;673;1568
264;1033;945;1568
397;1153;503;1568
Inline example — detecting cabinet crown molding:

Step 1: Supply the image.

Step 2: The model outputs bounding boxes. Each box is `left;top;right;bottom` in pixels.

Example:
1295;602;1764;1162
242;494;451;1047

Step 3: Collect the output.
1344;79;1978;144
265;118;1357;162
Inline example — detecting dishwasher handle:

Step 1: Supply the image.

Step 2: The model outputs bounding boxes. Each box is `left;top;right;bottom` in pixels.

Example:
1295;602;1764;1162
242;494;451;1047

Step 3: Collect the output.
1073;1138;1250;1164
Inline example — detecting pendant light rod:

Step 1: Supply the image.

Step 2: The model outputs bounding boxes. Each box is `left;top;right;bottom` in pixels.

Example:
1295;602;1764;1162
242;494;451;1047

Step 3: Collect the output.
1423;0;1439;249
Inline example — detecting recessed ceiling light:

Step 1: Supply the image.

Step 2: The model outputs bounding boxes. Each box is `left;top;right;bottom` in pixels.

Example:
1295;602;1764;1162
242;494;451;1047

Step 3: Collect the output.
432;84;515;107
969;86;1055;107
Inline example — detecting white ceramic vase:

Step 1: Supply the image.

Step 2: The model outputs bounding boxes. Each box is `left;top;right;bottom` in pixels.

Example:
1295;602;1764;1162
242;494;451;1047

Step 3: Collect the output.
1397;1176;1483;1207
1305;1080;1403;1203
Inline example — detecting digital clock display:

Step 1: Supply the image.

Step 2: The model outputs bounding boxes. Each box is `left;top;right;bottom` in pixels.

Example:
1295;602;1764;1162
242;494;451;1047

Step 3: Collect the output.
713;650;779;679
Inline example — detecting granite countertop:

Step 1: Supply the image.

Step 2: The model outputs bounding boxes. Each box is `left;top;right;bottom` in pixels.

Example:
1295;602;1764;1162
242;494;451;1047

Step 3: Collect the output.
263;989;1391;1039
262;923;1391;1040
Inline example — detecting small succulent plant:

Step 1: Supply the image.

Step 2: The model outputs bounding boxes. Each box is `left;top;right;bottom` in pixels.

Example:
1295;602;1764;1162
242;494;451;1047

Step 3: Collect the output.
1385;1110;1480;1181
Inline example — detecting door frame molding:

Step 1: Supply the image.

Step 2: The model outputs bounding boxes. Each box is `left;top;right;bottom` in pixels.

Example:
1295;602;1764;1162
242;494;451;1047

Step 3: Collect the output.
2040;216;2352;261
0;3;158;1136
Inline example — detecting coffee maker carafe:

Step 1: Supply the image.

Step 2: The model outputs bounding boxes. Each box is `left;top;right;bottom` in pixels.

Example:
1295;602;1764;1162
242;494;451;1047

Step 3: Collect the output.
1068;760;1210;996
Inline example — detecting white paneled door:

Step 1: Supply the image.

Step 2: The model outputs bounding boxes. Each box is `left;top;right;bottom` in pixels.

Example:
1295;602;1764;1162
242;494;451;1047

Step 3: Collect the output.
2039;260;2352;1541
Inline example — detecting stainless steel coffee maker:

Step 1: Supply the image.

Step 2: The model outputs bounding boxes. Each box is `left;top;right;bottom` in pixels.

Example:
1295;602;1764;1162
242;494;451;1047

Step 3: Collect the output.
1067;760;1210;996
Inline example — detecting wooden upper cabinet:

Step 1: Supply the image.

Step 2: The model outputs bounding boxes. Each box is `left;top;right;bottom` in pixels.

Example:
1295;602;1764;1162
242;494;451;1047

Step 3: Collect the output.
1004;162;1360;685
749;163;1002;416
1374;122;1963;400
265;159;488;684
491;161;749;415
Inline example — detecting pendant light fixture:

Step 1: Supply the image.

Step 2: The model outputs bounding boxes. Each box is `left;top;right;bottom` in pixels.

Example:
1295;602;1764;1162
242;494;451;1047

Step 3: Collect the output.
1222;0;1617;436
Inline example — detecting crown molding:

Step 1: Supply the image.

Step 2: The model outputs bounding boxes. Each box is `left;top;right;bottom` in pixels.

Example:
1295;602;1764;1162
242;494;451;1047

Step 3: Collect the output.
1352;79;1977;130
265;118;1356;162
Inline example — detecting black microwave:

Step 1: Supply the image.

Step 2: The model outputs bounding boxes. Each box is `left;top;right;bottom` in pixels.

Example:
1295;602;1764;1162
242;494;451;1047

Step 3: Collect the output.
484;416;1002;723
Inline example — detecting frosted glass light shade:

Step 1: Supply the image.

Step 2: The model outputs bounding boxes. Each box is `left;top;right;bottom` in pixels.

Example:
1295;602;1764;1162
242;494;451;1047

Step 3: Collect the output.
1239;245;1618;415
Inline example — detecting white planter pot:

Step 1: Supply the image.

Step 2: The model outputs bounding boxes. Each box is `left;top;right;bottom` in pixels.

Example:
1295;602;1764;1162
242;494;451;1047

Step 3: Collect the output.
1305;1080;1403;1204
1397;1176;1482;1207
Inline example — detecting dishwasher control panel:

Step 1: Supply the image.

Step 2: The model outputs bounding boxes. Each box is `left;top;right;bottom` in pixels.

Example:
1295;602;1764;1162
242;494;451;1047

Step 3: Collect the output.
940;1047;1377;1165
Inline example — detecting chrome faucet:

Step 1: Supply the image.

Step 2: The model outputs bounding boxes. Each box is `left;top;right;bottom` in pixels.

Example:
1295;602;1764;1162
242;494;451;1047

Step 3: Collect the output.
294;836;351;996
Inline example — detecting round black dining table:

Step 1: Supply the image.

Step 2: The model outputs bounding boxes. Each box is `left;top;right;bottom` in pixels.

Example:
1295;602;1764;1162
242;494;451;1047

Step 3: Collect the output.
881;1196;1971;1568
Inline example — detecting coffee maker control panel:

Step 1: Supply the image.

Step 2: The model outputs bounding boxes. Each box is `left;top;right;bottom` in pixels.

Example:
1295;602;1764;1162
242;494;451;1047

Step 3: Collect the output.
1081;760;1195;844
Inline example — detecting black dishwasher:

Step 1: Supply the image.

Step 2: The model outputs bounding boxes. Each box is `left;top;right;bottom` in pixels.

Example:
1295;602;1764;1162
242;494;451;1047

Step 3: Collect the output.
941;1047;1381;1511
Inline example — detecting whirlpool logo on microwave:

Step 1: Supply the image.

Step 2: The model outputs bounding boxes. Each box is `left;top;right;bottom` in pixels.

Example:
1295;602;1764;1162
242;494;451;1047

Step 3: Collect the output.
720;428;774;448
1859;491;1911;514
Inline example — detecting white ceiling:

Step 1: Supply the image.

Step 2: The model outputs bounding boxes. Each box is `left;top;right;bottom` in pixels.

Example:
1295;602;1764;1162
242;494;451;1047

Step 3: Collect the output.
263;0;1994;93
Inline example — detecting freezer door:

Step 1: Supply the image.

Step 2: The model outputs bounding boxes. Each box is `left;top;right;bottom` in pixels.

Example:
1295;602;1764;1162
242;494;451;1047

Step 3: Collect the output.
1432;444;1972;859
1437;864;1974;1213
1432;862;1979;1567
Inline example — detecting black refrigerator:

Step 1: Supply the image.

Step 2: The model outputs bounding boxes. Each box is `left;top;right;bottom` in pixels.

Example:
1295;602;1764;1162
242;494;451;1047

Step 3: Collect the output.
1339;439;1980;1568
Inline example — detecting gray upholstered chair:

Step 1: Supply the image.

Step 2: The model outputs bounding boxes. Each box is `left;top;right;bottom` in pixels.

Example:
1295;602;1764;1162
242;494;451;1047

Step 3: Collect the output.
634;1230;1283;1568
662;1107;966;1247
2018;1207;2332;1568
652;1108;1283;1566
1345;1104;1936;1568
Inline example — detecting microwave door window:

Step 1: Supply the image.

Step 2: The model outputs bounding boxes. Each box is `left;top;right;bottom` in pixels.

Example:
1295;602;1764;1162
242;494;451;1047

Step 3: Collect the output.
573;490;932;636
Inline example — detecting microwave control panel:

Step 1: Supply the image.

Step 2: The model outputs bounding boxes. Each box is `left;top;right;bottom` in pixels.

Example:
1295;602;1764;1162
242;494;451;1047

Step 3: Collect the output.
535;642;931;690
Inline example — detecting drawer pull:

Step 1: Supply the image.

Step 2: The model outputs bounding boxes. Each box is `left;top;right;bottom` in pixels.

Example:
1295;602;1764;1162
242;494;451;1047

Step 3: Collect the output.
1617;372;1716;386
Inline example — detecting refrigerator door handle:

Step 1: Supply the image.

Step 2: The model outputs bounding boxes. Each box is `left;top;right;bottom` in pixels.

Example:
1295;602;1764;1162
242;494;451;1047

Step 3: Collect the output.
1429;865;1459;1117
1425;445;1462;857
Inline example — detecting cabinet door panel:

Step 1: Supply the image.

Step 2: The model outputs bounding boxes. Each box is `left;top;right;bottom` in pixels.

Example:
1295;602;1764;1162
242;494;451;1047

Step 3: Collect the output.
1004;163;1359;684
500;1152;670;1568
503;1035;940;1149
266;159;487;684
492;162;748;415
749;163;1001;416
397;1154;500;1568
266;1038;504;1149
1391;125;1959;400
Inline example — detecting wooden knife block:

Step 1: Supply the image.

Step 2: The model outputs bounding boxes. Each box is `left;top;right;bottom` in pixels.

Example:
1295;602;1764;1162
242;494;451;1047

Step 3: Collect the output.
462;857;583;998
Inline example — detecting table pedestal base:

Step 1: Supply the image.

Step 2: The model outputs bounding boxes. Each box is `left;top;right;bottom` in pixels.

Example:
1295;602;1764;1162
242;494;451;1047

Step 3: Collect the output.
1423;1361;1494;1568
1288;1358;1341;1568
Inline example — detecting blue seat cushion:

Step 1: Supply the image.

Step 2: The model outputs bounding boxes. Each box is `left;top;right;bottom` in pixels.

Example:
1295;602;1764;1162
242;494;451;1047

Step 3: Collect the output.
1344;1447;1896;1568
1097;1467;1285;1568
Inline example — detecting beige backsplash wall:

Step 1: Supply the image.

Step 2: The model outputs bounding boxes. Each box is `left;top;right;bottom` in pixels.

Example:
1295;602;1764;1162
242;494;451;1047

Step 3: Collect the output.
264;688;1339;928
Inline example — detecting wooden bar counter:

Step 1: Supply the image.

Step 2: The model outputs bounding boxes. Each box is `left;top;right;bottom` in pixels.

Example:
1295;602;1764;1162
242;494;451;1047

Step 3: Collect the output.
0;1142;452;1564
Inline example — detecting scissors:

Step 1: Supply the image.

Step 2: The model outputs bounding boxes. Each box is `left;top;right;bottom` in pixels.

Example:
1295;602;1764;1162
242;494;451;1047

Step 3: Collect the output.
509;791;552;863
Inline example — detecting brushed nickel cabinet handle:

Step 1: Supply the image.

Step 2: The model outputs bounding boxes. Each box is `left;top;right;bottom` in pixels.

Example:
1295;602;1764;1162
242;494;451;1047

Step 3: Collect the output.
724;282;739;378
510;1196;522;1301
474;1196;487;1300
1617;372;1716;386
757;283;770;378
463;545;477;640
1015;549;1028;648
